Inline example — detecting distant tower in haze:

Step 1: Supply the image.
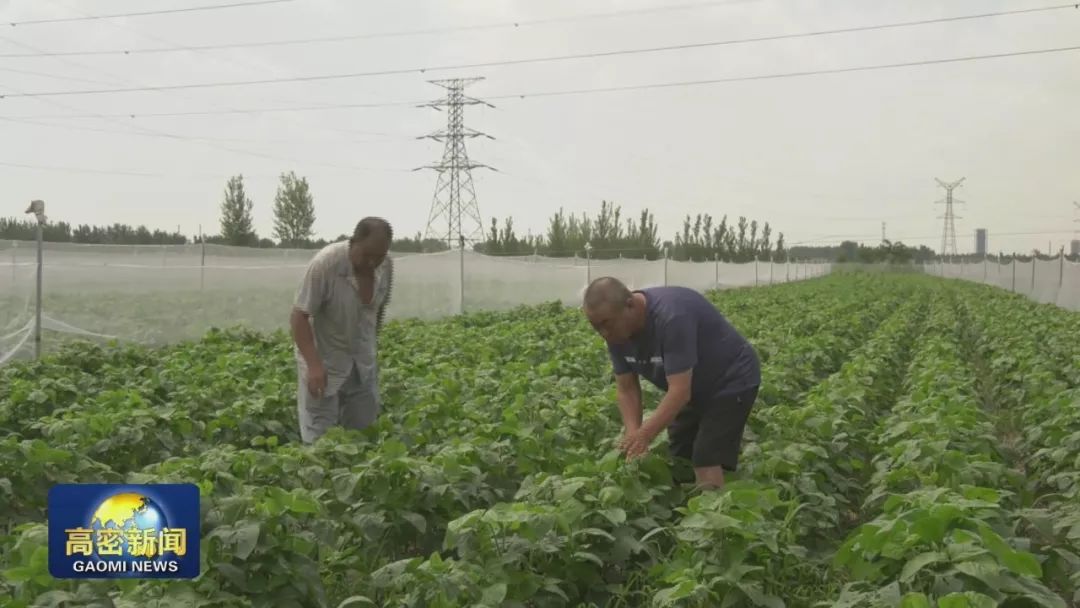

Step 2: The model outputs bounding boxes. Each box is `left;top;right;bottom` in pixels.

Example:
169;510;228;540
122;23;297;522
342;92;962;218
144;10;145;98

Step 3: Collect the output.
975;228;987;257
935;177;965;258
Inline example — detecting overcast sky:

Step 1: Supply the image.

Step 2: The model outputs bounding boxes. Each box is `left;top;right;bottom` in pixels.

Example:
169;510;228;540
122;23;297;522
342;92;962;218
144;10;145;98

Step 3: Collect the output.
1;0;1078;254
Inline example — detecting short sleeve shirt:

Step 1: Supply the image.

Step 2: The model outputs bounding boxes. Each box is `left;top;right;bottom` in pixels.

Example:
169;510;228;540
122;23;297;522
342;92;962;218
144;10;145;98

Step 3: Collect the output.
293;241;393;394
607;286;760;403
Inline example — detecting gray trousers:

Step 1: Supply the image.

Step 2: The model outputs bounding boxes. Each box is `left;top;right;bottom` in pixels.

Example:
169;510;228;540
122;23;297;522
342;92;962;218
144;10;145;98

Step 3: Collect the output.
296;364;381;444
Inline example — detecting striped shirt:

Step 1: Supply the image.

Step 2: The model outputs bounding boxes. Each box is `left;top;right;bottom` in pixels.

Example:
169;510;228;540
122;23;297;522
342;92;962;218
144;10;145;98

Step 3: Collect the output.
293;241;393;395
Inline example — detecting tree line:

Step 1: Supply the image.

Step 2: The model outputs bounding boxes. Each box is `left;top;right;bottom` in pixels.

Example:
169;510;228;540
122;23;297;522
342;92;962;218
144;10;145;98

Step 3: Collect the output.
20;172;1071;262
475;201;790;262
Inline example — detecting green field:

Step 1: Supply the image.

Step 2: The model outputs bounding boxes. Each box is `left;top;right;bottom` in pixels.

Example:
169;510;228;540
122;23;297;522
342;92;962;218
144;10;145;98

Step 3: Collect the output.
2;273;1079;607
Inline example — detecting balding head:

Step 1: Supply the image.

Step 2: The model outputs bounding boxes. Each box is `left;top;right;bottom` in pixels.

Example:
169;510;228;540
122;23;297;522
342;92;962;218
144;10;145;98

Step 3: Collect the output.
583;276;644;344
584;276;633;312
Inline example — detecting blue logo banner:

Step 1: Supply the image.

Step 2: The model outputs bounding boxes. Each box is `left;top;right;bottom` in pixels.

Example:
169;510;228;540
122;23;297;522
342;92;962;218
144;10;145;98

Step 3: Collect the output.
48;483;200;579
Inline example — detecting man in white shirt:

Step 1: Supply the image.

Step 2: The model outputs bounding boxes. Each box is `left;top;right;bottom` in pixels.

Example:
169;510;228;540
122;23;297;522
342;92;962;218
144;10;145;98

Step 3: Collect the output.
289;217;394;443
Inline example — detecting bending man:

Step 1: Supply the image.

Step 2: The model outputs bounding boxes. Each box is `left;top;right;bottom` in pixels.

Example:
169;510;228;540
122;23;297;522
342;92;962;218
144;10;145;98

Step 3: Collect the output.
583;277;760;490
290;217;394;444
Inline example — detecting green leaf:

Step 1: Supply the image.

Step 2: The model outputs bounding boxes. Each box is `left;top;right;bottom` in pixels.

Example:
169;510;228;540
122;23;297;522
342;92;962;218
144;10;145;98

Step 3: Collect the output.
2;566;34;583
1000;550;1042;578
953;560;1005;588
336;597;376;608
576;527;616;542
233;522;261;559
572;551;603;566
937;592;998;608
653;580;699;605
978;525;1042;577
403;512;427;534
898;592;930;608
598;508;627;525
598;486;623;505
900;551;946;582
481;583;508;605
555;480;587;502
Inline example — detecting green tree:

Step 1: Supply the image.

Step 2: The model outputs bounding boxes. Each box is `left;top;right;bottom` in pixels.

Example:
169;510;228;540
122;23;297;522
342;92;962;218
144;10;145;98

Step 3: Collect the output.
220;174;257;246
272;171;316;248
759;222;772;261
736;216;749;261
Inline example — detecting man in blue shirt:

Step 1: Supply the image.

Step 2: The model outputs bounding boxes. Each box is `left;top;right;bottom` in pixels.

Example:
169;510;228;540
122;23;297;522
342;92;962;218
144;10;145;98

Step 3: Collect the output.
583;276;761;489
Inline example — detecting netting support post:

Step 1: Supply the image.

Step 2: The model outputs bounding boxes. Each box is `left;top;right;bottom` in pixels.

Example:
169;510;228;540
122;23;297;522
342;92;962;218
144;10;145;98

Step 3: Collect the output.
199;224;206;291
584;242;592;285
1031;257;1036;293
459;235;466;315
9;241;15;290
663;246;669;286
1011;259;1016;292
34;221;42;359
714;253;718;287
1059;248;1065;288
785;259;790;282
24;200;46;360
769;258;774;285
754;259;759;286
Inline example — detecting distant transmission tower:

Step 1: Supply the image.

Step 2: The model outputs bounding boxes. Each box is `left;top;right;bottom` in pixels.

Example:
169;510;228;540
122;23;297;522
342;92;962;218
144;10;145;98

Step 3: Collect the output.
935;177;965;258
417;77;495;249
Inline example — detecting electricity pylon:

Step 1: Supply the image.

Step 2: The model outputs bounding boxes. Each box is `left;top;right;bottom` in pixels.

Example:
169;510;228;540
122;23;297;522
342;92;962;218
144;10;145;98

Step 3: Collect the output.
416;77;495;249
935;177;965;258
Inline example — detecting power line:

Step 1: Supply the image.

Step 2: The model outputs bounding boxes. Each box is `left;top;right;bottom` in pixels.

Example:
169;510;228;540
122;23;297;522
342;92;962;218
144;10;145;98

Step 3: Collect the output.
32;0;393;142
4;5;1079;99
0;65;118;86
789;229;1076;246
0;33;406;173
0;0;759;56
494;44;1080;101
0;115;409;144
0;156;405;177
7;40;1079;119
0;159;173;177
6;0;294;27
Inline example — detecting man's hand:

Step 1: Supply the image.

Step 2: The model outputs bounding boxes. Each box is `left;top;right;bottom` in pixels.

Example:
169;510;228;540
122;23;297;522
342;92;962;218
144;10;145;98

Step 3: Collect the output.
306;361;328;398
621;425;659;460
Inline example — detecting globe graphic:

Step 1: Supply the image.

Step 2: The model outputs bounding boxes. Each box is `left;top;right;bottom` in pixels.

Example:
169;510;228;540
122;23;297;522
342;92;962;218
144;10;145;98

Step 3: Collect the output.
90;492;170;564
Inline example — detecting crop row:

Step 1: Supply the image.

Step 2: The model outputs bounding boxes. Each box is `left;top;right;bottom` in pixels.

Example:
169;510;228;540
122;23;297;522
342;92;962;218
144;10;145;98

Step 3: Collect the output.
0;275;911;607
958;289;1080;604
361;280;924;607
634;285;929;607
3;274;1075;607
827;288;1077;608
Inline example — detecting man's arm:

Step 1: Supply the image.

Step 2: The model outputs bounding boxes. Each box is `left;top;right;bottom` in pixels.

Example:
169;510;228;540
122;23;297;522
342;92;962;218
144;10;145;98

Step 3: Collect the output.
290;309;320;368
615;371;644;433
639;315;697;438
376;256;393;335
640;369;692;437
291;261;326;369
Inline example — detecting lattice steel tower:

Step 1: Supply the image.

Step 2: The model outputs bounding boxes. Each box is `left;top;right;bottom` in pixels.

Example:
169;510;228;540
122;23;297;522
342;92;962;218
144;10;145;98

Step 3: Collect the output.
417;77;495;249
935;177;965;257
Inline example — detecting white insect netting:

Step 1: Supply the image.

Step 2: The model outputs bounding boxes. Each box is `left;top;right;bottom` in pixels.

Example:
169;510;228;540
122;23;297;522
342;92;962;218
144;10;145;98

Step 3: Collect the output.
0;239;831;364
927;257;1080;312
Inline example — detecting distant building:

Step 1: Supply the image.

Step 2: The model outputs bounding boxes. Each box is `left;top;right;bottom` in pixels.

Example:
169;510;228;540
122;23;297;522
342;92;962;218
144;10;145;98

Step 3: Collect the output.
975;228;988;256
1072;239;1080;256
